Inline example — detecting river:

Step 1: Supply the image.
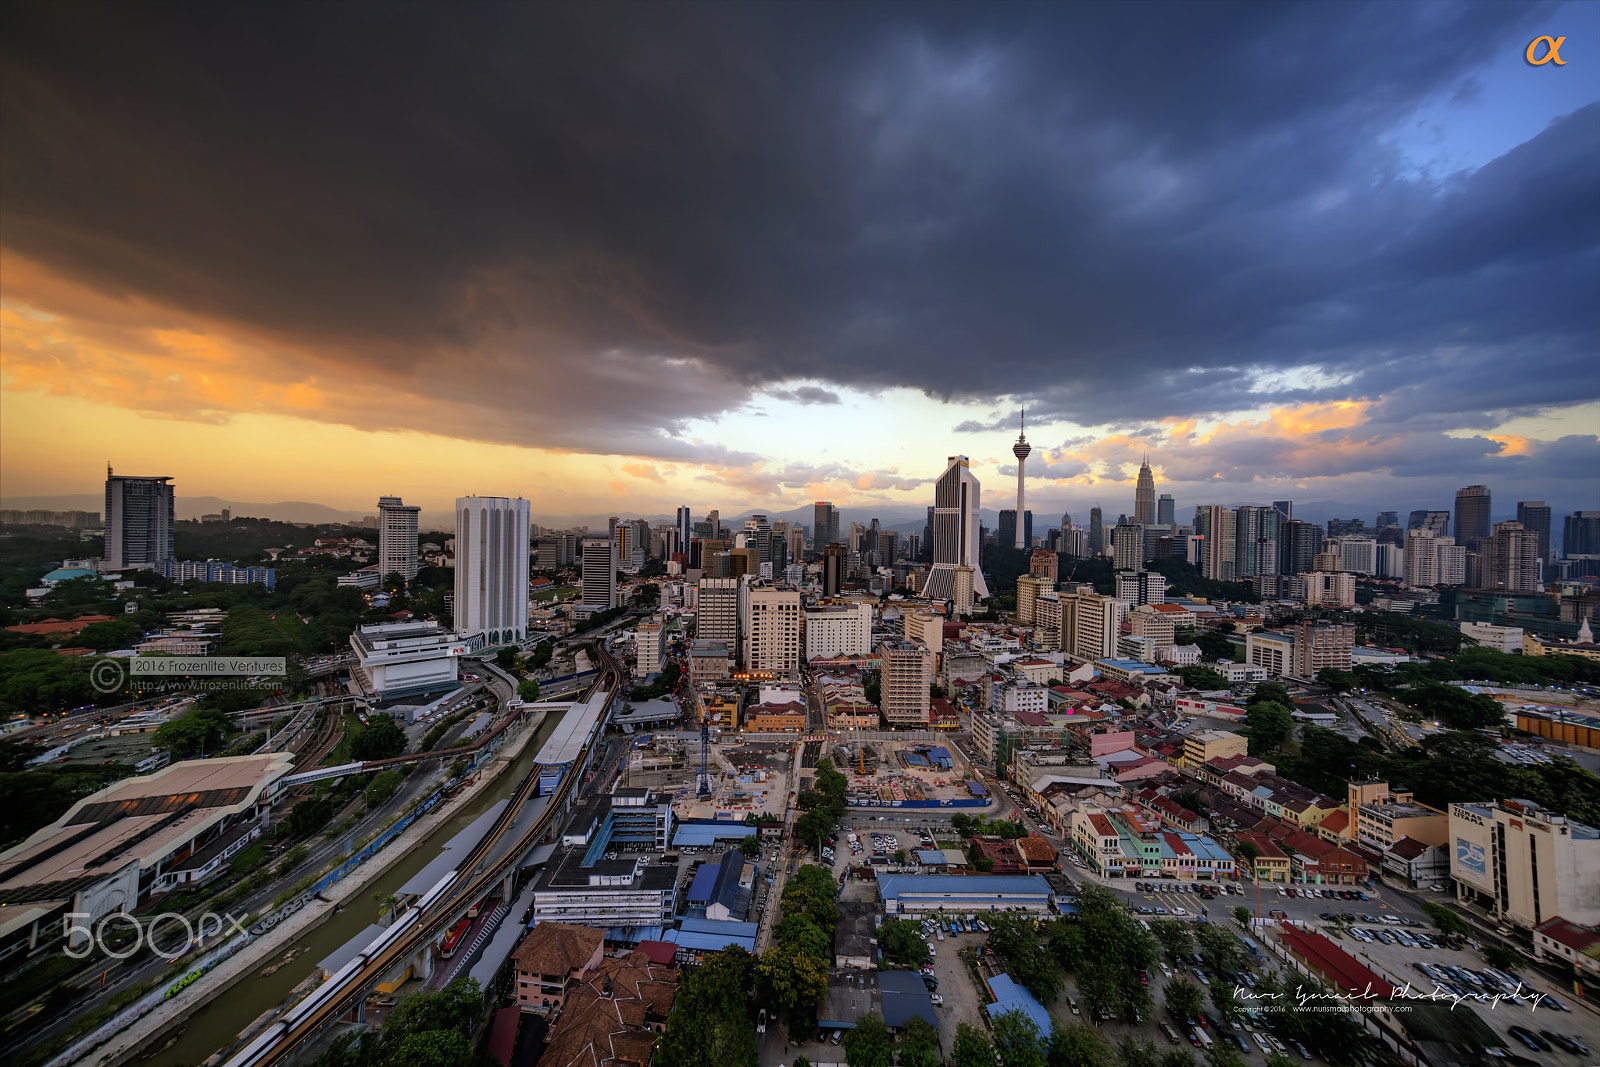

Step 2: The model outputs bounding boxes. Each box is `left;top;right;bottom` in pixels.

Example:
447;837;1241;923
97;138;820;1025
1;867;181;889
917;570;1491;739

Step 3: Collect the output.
143;707;564;1067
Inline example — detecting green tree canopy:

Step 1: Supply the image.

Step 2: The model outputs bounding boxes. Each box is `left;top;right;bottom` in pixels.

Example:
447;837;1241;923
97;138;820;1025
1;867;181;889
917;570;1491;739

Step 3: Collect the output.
952;1023;995;1067
1163;977;1204;1022
899;1016;942;1067
842;1012;894;1067
991;1009;1046;1067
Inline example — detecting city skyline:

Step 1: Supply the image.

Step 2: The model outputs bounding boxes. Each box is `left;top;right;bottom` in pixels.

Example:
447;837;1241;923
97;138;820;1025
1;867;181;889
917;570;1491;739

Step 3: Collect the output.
2;4;1596;522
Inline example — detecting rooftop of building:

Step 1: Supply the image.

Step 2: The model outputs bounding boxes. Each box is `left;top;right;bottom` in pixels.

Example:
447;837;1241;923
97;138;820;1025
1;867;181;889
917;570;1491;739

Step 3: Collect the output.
512;921;606;977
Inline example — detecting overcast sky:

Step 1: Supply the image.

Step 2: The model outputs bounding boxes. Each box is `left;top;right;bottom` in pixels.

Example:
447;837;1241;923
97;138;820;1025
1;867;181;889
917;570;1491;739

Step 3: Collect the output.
1;1;1595;525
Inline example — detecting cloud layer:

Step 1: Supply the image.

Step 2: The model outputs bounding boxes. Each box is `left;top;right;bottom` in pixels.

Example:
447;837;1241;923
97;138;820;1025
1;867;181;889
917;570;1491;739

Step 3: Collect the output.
1;2;1595;504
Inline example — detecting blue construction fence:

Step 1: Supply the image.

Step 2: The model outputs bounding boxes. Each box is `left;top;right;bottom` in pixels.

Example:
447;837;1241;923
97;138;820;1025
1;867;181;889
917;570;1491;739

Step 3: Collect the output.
850;797;989;809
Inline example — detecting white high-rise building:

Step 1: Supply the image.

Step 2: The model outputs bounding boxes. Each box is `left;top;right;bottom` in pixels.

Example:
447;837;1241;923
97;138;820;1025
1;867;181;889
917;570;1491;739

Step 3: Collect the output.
1063;591;1119;662
744;584;802;676
696;577;741;663
582;538;619;610
104;467;174;570
804;601;873;659
1112;523;1145;571
879;638;933;727
924;455;989;601
1012;412;1031;549
377;495;420;581
453;496;530;644
1404;530;1466;589
1327;536;1377;576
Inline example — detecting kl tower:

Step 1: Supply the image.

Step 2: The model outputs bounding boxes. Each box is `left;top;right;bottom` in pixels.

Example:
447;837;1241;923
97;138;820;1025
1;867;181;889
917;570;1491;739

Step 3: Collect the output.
1012;410;1031;549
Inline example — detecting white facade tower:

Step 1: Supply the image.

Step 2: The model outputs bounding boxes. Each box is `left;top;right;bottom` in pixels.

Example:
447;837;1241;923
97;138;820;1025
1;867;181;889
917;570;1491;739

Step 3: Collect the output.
453;496;530;645
1012;410;1031;549
377;495;420;581
923;455;990;602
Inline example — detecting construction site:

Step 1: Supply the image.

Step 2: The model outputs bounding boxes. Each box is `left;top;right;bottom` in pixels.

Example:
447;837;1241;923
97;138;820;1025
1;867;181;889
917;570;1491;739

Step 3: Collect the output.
828;737;986;808
622;732;796;824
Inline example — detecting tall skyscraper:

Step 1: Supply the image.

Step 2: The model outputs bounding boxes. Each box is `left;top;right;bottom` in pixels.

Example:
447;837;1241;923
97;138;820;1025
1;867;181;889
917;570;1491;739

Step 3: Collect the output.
1404;529;1466;589
1565;511;1600;559
1088;506;1105;556
1516;501;1553;565
1197;505;1235;580
676;506;693;555
1112;523;1145;571
1278;519;1322;576
1408;510;1451;537
822;543;845;596
705;509;721;538
1455;485;1492;551
1156;494;1175;527
813;501;839;550
1234;506;1281;578
1012;411;1031;548
1134;456;1156;524
1272;500;1293;522
1029;548;1059;584
377;495;420;581
997;509;1017;550
104;467;175;570
581;537;619;610
1482;521;1540;593
454;496;531;643
1376;511;1400;529
924;455;989;601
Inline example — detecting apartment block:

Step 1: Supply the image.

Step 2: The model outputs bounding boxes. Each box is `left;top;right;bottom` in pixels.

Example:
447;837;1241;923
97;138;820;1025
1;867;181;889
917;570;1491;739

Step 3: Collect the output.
879;638;933;727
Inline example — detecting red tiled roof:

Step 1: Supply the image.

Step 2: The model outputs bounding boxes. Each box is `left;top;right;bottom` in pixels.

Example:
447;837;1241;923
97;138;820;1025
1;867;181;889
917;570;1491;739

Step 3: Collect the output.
1317;810;1350;834
1535;917;1600;959
1277;922;1395;999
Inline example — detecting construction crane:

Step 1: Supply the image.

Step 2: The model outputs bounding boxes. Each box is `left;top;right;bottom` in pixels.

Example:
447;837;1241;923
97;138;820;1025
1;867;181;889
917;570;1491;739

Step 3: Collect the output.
697;719;712;797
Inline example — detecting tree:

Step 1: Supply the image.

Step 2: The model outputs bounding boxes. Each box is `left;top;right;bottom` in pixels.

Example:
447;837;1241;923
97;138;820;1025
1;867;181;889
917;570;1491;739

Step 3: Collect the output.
1175;666;1229;692
393;1029;472;1067
1236;840;1259;869
1316;668;1356;694
1195;923;1244;975
1232;906;1251;926
842;1012;894;1067
988;914;1063;1001
1406;682;1505;730
991;1009;1046;1067
759;943;829;1035
1244;701;1293;756
774;914;831;960
894;849;907;864
1115;1035;1161;1067
1248;683;1293;708
518;679;541;702
877;918;929;966
899;1016;942;1067
1149;920;1194;959
1163;978;1204;1022
952;1023;995;1067
365;769;403;807
349;715;407;761
284;797;333;839
1046;1022;1109;1067
738;835;761;858
1422;902;1469;938
153;704;232;757
1209;981;1243;1023
1202;1044;1245;1067
655;947;757;1067
1159;1054;1199;1067
494;646;518;672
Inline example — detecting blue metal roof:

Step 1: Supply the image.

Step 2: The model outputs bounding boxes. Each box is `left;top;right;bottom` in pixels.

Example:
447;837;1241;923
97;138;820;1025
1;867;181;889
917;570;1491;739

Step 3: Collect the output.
987;973;1052;1034
967;781;988;796
876;873;1052;900
666;917;759;953
708;849;747;913
916;850;945;864
686;863;719;905
928;746;951;761
672;823;757;846
879;969;936;1030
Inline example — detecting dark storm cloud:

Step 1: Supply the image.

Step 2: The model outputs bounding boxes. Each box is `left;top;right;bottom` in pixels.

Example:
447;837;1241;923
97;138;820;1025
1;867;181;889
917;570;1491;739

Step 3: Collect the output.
1;1;1595;460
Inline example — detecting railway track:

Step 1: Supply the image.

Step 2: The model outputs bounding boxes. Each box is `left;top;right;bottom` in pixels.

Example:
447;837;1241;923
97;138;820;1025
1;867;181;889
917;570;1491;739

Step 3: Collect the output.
221;643;622;1067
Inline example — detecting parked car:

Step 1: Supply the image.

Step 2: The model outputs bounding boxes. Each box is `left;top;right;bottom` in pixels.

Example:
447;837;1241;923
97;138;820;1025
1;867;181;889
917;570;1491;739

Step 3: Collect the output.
1508;1027;1549;1052
757;1009;767;1034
